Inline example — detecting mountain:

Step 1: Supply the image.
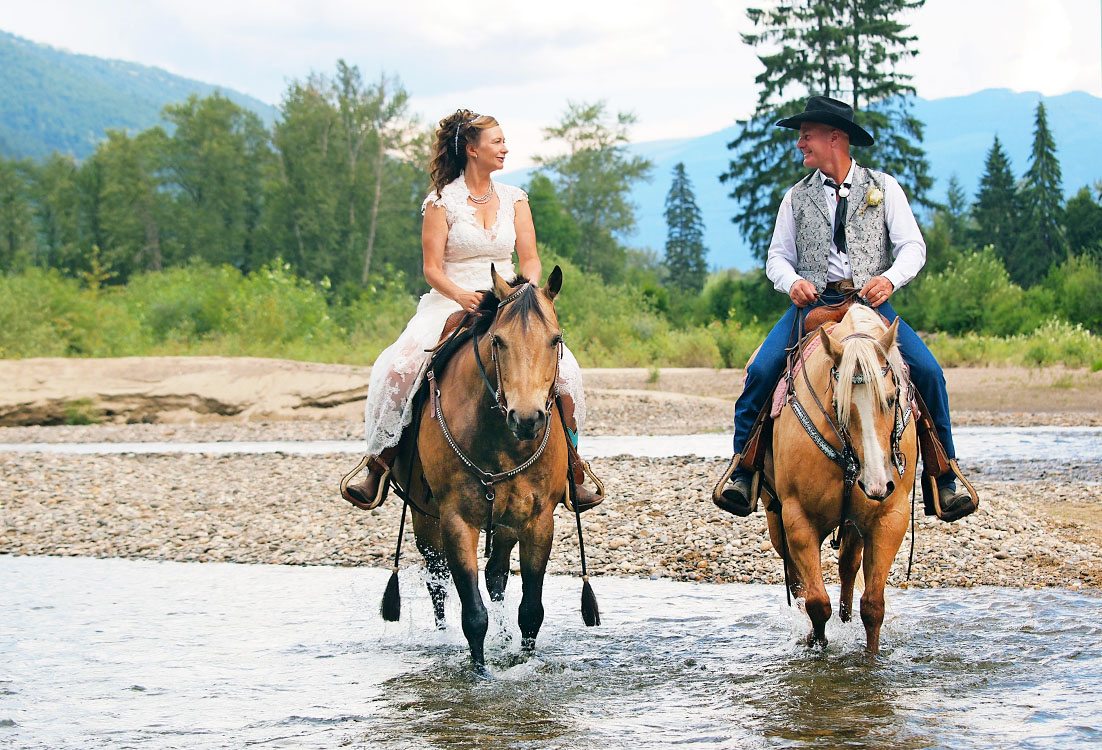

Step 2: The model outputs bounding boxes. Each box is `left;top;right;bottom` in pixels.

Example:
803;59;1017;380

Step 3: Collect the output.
0;29;278;161
507;89;1102;270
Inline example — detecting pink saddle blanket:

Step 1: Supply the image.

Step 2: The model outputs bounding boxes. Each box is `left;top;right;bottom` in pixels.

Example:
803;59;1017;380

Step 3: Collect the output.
765;325;919;420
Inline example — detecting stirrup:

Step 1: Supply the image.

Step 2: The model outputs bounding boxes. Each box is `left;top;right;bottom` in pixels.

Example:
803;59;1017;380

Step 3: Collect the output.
340;455;391;511
711;453;741;504
564;460;605;512
924;459;978;522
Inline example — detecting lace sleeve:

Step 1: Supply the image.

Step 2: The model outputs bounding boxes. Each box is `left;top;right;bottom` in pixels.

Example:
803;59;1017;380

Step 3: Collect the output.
504;183;528;205
421;191;444;216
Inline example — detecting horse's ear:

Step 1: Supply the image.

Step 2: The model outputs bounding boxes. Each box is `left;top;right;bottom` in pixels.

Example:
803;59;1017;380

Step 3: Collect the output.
879;317;900;354
818;326;843;364
490;263;512;300
545;265;562;301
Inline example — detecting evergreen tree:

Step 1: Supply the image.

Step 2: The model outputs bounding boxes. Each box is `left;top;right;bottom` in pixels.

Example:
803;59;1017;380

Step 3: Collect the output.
721;0;931;261
533;101;652;282
663;163;708;292
1064;186;1102;256
944;174;969;243
971;136;1018;262
1010;101;1067;285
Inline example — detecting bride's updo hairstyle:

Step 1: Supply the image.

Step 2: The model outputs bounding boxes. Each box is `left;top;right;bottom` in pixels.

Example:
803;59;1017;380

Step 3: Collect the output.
429;109;500;198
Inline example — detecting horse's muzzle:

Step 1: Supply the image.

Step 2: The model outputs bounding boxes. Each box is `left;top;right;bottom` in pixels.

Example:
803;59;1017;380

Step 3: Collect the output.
858;479;895;502
507;408;546;441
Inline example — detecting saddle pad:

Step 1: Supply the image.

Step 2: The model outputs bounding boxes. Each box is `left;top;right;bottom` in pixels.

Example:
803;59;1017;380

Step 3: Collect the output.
770;325;831;418
768;325;920;421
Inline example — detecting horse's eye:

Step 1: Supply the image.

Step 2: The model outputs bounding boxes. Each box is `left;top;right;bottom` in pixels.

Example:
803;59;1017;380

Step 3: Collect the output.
552;334;563;347
491;335;505;349
887;394;897;406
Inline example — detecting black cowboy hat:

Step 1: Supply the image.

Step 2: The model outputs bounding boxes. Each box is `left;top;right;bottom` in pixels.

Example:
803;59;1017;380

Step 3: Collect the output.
775;96;875;147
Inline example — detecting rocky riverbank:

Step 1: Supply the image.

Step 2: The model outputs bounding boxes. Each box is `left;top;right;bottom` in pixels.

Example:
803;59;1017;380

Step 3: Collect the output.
2;446;1099;591
2;358;1100;591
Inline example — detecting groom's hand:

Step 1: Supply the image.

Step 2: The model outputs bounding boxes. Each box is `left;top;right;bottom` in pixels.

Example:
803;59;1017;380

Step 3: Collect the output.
789;280;818;307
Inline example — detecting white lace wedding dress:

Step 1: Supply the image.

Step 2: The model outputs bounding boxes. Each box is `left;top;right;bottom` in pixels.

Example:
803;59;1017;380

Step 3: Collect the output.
362;175;586;456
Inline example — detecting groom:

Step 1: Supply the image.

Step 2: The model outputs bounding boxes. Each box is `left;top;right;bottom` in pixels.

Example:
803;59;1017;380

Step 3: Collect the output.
717;96;977;523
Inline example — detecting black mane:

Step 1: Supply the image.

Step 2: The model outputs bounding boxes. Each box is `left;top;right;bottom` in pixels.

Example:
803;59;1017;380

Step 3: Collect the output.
469;275;550;335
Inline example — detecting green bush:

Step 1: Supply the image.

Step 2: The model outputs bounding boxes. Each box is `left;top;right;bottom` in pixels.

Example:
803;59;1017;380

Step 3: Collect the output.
1043;254;1102;332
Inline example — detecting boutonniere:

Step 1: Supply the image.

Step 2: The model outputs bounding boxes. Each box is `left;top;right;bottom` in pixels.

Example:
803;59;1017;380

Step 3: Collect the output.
860;185;884;215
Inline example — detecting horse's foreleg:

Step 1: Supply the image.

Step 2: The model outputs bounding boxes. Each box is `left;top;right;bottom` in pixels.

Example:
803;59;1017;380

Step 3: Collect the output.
412;501;450;629
517;513;554;653
766;502;802;600
485;527;518;603
416;536;450;629
441;513;489;668
860;508;909;654
837;524;864;623
782;506;831;647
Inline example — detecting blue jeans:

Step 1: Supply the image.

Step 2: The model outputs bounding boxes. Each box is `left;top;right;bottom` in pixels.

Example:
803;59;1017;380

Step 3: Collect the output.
731;291;956;470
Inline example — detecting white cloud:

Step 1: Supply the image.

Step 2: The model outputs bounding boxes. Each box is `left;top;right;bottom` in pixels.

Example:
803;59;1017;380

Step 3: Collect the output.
3;0;1099;167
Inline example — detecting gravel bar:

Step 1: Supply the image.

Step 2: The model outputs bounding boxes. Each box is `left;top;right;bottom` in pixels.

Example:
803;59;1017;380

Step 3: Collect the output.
3;452;1099;591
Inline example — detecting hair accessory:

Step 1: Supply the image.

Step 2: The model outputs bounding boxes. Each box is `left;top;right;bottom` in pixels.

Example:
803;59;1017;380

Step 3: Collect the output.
452;116;479;157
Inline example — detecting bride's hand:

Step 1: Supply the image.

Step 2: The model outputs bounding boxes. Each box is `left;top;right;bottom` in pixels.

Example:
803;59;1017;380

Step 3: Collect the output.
454;290;483;313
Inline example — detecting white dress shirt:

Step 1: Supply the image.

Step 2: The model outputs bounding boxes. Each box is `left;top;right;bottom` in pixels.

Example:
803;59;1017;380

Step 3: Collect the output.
765;159;927;294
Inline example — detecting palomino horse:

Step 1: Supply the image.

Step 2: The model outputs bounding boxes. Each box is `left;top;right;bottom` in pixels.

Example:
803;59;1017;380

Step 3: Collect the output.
396;266;572;669
765;304;917;653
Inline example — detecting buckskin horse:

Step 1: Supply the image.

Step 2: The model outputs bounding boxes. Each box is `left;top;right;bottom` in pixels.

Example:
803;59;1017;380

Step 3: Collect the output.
764;304;917;653
381;265;596;671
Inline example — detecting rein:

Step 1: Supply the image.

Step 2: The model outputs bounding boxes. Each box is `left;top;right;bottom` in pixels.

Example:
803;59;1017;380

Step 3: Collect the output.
786;323;912;512
427;283;563;549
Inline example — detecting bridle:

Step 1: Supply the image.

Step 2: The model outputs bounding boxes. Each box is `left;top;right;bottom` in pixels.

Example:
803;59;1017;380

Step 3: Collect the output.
786;327;912;508
428;283;563;506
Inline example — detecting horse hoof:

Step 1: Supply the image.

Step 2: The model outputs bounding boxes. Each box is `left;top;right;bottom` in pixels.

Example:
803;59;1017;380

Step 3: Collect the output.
472;663;493;679
521;637;536;653
805;632;828;649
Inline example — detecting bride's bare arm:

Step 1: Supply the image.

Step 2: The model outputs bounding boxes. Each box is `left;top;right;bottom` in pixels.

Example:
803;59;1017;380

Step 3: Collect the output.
422;203;482;311
514;200;542;283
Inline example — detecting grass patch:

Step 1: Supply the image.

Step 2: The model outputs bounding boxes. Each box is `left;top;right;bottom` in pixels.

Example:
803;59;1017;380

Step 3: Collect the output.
63;399;102;425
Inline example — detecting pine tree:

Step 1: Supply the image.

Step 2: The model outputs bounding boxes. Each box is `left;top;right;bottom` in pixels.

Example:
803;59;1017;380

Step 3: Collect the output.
664;163;708;292
1010;101;1067;285
721;0;931;261
944;174;970;243
971;136;1018;263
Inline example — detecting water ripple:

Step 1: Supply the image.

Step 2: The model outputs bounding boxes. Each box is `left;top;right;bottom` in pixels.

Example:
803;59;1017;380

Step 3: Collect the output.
2;556;1100;749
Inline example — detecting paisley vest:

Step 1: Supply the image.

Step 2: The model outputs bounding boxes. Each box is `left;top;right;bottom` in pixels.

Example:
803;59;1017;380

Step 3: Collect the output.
790;164;891;292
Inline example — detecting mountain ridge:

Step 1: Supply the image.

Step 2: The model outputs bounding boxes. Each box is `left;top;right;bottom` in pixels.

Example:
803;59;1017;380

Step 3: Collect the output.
507;89;1102;270
0;29;278;161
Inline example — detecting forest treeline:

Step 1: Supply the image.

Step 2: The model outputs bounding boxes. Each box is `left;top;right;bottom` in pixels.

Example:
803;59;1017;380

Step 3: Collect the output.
1;52;1101;370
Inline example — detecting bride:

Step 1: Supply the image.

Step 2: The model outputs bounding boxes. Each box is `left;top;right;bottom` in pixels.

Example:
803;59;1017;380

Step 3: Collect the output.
341;109;601;512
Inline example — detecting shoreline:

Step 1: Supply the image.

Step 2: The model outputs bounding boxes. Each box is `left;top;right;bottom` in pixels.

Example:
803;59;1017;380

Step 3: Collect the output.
2;449;1099;591
1;357;1100;591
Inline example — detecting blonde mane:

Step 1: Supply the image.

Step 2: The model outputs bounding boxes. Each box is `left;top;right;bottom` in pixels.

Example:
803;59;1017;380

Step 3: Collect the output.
833;306;899;427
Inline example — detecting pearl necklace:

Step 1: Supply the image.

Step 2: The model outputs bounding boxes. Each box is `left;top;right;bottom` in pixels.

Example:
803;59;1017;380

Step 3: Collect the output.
468;180;495;204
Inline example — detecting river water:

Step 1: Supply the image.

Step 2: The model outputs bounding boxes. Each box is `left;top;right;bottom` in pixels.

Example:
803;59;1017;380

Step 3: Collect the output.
2;425;1101;464
4;427;1102;747
3;555;1101;749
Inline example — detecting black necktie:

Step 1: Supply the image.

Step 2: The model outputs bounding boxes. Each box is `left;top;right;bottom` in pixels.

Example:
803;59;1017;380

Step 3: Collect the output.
824;180;850;254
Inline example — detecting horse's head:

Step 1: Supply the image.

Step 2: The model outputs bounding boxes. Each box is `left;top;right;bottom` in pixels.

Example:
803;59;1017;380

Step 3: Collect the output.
818;307;905;501
486;264;563;441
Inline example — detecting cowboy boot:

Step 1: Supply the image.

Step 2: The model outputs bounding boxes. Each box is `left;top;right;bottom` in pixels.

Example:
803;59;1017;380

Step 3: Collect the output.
567;457;605;512
716;471;755;517
340;446;399;510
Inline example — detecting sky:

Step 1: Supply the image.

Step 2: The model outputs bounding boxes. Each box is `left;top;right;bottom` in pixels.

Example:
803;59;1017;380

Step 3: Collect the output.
4;0;1101;167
